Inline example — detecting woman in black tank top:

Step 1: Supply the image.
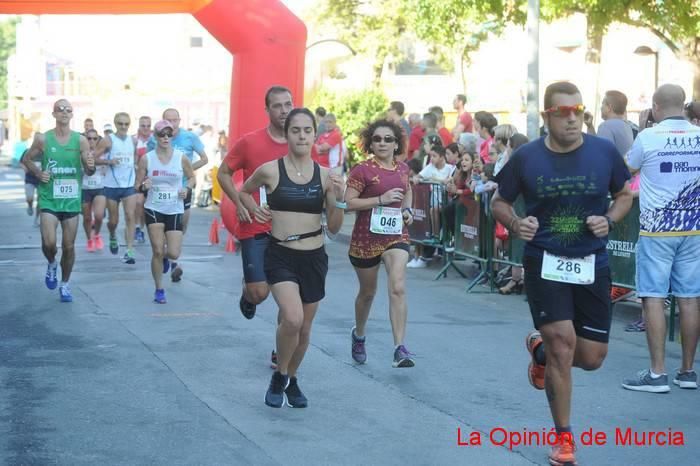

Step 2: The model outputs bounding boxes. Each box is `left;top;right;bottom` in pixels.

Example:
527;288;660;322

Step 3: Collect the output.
239;108;346;408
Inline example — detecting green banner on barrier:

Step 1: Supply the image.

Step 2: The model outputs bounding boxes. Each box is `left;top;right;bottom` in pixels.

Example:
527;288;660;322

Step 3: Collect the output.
607;197;640;289
454;197;481;257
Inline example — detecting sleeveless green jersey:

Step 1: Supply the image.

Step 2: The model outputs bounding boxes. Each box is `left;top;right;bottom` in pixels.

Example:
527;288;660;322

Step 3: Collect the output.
38;130;83;213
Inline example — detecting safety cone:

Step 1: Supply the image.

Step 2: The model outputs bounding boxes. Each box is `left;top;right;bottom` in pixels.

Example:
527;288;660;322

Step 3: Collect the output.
225;233;237;253
209;218;220;245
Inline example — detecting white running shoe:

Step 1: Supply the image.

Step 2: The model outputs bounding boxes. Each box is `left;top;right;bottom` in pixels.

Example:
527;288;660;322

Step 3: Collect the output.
407;258;427;269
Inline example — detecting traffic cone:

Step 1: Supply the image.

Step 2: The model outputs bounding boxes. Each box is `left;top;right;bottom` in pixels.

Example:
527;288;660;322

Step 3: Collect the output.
209;218;220;245
225;233;236;253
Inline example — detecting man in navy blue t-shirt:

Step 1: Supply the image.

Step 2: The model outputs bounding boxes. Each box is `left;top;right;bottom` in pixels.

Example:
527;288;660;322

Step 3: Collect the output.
492;81;633;466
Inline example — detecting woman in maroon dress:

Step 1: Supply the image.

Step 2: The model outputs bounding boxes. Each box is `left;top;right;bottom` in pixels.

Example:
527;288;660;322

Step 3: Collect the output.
345;119;416;368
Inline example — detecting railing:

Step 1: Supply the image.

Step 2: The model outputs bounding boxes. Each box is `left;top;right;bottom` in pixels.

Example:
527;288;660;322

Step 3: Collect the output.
407;190;678;341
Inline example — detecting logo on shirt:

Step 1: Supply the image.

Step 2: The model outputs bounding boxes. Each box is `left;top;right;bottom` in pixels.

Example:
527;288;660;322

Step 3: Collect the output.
659;161;700;173
46;158;77;175
152;169;178;177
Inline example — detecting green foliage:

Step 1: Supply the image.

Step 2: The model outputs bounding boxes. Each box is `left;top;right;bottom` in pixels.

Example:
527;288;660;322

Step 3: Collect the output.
313;0;410;83
310;88;388;166
0;17;19;106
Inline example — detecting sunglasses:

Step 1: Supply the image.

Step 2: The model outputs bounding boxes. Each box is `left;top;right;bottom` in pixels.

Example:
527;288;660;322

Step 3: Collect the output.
544;104;585;117
54;105;73;113
371;135;397;143
156;131;173;138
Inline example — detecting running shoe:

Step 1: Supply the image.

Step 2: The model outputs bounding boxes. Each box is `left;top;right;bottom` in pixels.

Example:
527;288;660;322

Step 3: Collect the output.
162;257;170;274
27;205;33;216
549;433;577;466
239;294;256;319
265;371;289;408
154;289;167;304
392;345;415;368
109;235;118;255
87;238;95;253
351;327;367;364
171;264;183;282
45;263;58;290
406;258;427;269
270;350;278;370
621;369;670;393
135;227;145;244
526;331;545;390
285;376;308;408
59;284;73;303
673;370;698;389
94;234;104;251
624;318;646;332
122;250;136;265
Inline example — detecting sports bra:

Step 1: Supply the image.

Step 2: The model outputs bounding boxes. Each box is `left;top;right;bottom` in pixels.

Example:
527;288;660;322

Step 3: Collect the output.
267;158;324;214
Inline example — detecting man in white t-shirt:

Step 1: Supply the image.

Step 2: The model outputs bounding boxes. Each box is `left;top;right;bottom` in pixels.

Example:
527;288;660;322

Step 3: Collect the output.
622;84;700;393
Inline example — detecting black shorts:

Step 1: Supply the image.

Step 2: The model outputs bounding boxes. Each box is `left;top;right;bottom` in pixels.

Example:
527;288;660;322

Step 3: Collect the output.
41;209;79;222
25;172;40;186
144;208;183;232
349;242;410;269
264;243;328;304
523;255;612;343
184;190;192;210
240;234;270;283
82;188;105;204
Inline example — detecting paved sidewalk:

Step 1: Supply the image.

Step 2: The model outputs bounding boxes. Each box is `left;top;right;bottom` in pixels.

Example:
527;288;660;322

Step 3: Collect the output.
0;167;695;465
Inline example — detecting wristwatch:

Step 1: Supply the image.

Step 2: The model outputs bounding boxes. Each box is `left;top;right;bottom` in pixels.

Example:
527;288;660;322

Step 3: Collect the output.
604;215;615;232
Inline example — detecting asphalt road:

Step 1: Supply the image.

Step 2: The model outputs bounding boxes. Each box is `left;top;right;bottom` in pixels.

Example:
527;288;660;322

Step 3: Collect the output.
0;166;697;465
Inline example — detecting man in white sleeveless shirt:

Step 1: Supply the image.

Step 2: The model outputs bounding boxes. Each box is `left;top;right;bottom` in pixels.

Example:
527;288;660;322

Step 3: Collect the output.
95;112;139;264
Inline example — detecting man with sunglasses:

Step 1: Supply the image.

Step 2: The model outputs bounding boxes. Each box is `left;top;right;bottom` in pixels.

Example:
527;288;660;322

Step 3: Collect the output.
492;82;633;466
21;99;96;302
133;116;152;244
94;112;139;264
146;108;208;282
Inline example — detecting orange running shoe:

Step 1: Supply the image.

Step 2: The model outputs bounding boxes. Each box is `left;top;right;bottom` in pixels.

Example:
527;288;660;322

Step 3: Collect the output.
526;331;545;390
87;238;95;253
549;433;577;466
94;234;104;251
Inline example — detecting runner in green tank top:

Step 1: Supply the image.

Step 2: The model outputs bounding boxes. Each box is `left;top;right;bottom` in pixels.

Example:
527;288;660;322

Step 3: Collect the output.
21;99;95;303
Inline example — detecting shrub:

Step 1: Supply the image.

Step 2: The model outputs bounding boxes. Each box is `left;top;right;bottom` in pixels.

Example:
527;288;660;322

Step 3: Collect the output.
309;88;388;166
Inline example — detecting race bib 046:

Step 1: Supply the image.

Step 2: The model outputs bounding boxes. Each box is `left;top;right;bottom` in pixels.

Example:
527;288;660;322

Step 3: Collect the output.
541;251;595;285
370;207;402;235
53;179;79;199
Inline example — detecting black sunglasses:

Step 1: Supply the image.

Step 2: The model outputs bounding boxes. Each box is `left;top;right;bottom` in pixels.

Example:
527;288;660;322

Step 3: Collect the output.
54;105;73;113
371;135;397;143
156;131;173;138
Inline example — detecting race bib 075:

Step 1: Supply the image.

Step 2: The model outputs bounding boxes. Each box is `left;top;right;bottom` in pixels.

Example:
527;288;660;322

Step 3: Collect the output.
53;179;79;199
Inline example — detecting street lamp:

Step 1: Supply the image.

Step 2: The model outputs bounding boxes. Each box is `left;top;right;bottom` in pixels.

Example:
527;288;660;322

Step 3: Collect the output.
306;39;357;56
634;45;659;90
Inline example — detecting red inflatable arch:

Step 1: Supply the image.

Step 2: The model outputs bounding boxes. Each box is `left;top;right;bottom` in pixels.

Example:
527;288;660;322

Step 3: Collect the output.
1;0;307;235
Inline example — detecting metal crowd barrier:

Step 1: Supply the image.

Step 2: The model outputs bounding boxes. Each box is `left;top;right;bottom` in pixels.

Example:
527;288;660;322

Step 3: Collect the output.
406;190;678;341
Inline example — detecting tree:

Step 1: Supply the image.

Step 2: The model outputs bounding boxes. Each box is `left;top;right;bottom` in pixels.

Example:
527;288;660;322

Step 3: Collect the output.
541;0;700;98
312;0;410;86
0;17;18;107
